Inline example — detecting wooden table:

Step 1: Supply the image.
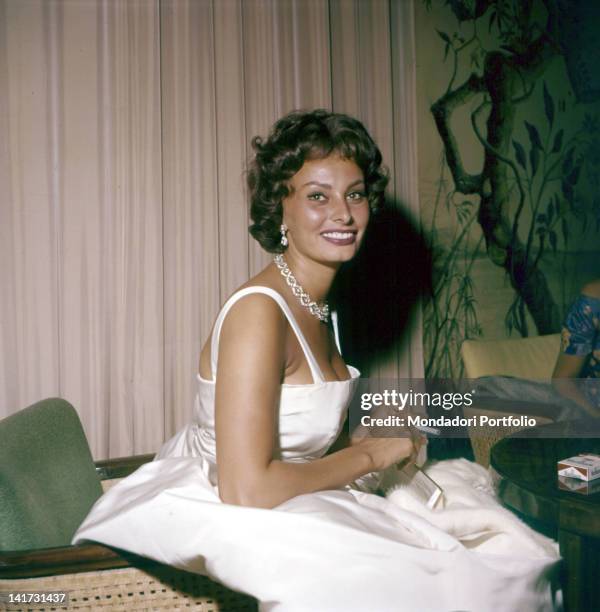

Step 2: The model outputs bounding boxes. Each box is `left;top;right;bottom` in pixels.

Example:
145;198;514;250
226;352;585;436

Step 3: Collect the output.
490;420;600;612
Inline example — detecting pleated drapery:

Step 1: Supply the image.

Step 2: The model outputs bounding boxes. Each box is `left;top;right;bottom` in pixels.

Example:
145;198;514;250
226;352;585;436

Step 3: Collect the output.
0;0;421;459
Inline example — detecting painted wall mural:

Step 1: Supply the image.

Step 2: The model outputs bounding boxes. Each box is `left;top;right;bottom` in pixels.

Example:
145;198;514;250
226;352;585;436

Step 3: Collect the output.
418;0;600;377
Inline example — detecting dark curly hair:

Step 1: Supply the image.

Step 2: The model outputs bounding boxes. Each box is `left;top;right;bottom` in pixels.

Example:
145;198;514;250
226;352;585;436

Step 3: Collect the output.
247;109;389;253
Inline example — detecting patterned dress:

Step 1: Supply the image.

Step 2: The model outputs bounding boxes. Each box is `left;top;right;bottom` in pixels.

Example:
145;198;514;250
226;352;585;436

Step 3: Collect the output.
560;293;600;406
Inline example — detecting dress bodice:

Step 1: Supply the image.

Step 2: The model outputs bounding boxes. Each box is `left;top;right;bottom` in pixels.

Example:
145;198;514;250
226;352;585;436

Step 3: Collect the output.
156;286;360;486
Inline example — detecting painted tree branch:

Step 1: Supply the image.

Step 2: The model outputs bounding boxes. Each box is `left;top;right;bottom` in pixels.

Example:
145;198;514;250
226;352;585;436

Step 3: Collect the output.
431;74;486;194
430;3;563;334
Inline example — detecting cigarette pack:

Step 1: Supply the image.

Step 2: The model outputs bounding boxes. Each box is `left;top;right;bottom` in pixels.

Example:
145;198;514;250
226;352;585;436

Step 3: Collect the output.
558;475;600;495
556;453;600;482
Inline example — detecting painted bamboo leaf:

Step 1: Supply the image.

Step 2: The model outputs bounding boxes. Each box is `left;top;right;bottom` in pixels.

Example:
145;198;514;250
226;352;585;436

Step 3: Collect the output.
554;194;562;213
549;230;558;253
561;217;569;245
568;164;581;185
543;82;554;128
551;129;564;154
562;148;575;175
512;140;527;170
562;178;574;205
538;233;546;256
436;29;451;43
537;235;546;260
530;147;540;177
525;121;543;150
557;194;568;215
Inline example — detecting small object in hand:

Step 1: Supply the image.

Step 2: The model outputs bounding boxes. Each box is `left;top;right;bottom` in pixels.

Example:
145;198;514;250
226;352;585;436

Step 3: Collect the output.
391;463;444;509
557;453;600;482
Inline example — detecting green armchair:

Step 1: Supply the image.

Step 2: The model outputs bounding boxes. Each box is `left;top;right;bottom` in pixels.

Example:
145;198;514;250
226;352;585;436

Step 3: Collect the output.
0;398;257;611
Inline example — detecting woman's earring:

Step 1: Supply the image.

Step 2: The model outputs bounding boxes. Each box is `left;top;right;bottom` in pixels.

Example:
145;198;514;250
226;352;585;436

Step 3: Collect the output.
280;224;288;247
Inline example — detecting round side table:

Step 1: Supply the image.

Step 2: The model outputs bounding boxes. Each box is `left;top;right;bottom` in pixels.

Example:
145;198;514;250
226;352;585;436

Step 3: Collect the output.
490;420;600;612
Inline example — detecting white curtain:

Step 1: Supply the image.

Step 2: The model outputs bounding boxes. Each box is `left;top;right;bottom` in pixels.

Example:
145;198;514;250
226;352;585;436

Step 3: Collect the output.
0;0;421;459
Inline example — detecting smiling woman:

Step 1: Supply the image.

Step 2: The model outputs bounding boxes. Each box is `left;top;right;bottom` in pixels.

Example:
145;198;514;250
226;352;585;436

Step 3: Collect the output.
201;111;417;507
71;110;560;612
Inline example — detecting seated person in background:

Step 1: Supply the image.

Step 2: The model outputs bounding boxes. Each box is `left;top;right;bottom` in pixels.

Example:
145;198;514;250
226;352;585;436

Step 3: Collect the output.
552;279;600;417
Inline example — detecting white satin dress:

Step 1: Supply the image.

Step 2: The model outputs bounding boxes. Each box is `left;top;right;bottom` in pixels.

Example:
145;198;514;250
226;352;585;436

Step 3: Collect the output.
73;287;561;612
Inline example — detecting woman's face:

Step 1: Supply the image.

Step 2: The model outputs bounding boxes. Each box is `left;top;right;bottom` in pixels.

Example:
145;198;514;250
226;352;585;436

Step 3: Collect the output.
281;155;369;265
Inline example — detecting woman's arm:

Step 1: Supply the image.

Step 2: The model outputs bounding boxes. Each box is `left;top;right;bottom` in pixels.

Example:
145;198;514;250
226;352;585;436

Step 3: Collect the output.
551;281;600;417
552;353;598;416
214;294;416;508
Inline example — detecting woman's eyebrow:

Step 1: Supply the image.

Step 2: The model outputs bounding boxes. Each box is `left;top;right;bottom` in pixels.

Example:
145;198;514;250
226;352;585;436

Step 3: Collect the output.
300;181;331;189
346;179;366;189
300;179;365;189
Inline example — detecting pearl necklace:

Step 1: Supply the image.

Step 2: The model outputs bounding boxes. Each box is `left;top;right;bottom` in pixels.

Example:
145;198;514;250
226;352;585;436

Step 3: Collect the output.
273;254;330;323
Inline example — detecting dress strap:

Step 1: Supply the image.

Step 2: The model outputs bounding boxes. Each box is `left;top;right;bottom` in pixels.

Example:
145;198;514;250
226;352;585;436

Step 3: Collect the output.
210;286;325;384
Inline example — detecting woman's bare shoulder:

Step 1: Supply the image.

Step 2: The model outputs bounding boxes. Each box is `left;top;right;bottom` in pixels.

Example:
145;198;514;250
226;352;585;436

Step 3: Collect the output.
221;264;287;314
581;279;600;299
222;287;285;325
201;295;282;378
216;286;288;381
225;268;284;315
219;273;287;342
199;269;285;379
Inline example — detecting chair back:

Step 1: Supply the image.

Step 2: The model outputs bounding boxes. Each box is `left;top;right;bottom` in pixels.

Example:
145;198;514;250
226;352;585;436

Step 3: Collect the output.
461;334;561;380
0;398;103;551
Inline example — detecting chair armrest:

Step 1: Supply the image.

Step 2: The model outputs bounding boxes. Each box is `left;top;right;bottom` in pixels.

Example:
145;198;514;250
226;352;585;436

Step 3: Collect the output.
464;397;562;421
94;453;155;480
0;543;158;579
463;399;556;468
1;455;159;579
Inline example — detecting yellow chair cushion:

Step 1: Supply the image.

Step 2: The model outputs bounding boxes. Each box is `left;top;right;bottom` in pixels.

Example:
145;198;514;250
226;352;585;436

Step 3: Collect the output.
461;334;561;381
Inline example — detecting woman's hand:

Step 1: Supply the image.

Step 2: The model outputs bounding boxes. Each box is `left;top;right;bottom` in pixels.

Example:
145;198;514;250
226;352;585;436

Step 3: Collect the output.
350;429;426;472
